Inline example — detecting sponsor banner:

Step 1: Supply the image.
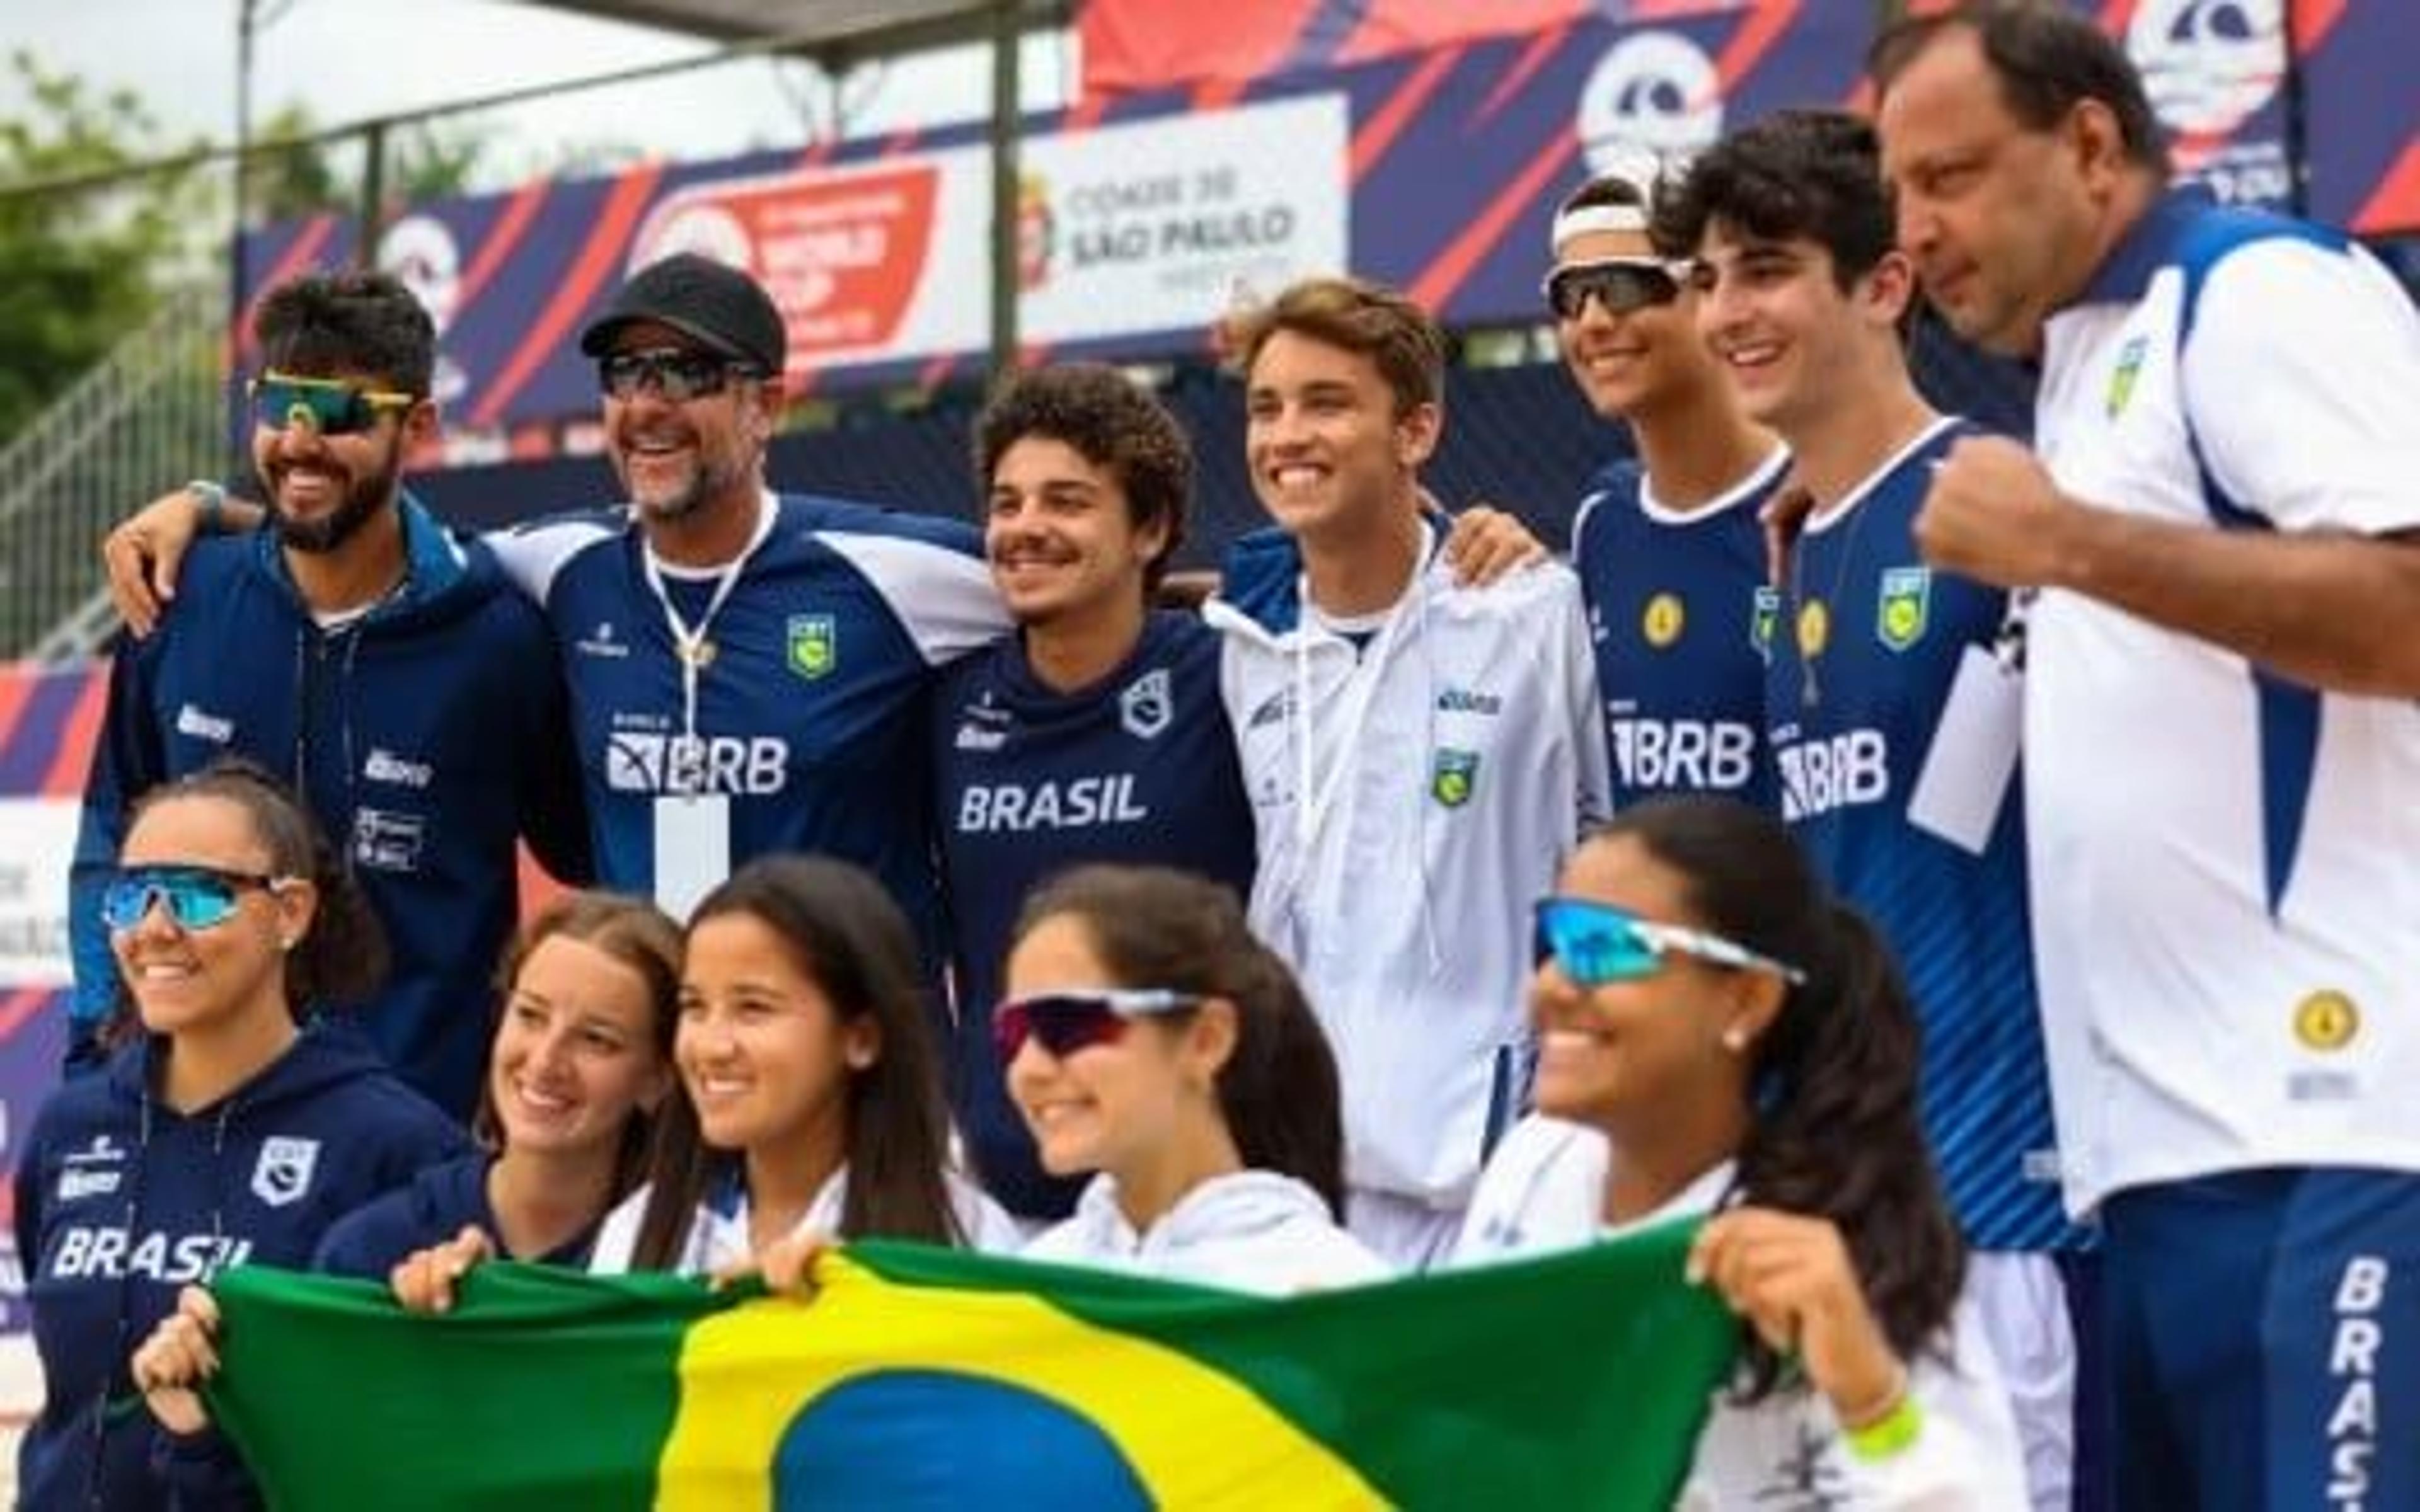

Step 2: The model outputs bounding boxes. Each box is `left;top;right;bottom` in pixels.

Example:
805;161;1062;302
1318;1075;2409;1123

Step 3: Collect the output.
0;801;77;990
0;660;103;1377
1079;0;1754;92
2298;1;2420;233
2121;0;2293;209
231;2;2413;436
624;94;1349;378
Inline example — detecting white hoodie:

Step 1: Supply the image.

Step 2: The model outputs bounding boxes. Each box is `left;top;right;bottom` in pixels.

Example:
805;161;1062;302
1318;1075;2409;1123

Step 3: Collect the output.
1455;1116;2030;1511
586;1163;1022;1274
1204;521;1610;1209
1022;1170;1390;1295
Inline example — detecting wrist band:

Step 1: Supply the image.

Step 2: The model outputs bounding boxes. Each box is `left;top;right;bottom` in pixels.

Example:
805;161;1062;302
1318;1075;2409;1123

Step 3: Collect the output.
185;479;227;533
1841;1387;1923;1462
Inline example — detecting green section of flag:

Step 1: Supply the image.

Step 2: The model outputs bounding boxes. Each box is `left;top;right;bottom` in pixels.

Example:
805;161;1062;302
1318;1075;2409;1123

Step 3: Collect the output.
206;1267;715;1512
207;1220;1734;1511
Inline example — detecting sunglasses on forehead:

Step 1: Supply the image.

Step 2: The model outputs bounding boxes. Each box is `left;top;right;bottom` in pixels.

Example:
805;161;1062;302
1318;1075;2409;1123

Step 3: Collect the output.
1541;258;1695;322
101;864;288;933
596;348;761;403
1531;896;1806;989
250;373;419;437
991;988;1201;1063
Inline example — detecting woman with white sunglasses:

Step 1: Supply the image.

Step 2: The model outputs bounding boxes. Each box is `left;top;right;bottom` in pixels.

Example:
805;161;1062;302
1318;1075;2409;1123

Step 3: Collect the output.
1455;796;2027;1508
18;760;463;1510
1001;865;1386;1294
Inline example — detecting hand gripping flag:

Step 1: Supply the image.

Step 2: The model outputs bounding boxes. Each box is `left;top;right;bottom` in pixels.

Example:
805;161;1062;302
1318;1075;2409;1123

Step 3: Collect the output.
204;1222;1734;1509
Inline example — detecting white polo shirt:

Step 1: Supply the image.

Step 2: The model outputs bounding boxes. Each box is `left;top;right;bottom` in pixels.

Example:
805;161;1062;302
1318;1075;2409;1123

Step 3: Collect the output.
2027;188;2420;1213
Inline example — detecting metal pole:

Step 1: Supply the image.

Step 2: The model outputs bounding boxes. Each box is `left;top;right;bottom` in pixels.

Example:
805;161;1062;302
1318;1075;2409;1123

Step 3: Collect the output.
229;0;256;451
2281;0;2311;217
358;120;388;270
987;0;1022;383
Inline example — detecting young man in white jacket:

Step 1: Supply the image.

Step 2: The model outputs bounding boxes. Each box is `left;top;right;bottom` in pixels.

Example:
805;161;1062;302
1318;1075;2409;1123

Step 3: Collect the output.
1204;277;1611;1268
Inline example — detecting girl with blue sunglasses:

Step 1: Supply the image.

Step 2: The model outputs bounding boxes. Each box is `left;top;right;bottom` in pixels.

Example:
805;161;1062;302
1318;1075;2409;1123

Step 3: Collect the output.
1455;796;2027;1507
20;760;464;1511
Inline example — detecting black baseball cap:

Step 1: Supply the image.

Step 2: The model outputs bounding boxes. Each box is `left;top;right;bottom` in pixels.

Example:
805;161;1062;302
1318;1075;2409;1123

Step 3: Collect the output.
579;253;786;374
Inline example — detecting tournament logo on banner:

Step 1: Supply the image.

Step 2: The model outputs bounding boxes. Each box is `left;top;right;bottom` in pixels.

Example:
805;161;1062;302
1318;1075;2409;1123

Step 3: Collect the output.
630;164;943;369
2127;0;2291;207
1576;28;1727;181
379;214;471;414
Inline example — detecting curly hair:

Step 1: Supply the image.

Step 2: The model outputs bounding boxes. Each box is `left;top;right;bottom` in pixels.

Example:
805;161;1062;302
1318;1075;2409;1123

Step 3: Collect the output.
973;364;1194;593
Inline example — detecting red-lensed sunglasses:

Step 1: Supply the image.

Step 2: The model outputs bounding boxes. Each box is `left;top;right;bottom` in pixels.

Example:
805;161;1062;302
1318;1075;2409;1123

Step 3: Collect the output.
990;988;1201;1063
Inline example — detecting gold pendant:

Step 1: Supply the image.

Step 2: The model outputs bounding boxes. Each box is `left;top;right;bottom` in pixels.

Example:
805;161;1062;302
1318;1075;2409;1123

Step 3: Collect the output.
681;639;717;669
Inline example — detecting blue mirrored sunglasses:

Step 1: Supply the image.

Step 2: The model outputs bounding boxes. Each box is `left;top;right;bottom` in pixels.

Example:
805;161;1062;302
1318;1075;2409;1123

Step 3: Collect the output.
100;866;281;933
991;988;1201;1062
1531;896;1806;988
249;372;418;436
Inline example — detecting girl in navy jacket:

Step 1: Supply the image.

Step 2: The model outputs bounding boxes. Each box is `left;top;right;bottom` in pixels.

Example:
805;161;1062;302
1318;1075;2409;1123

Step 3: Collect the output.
14;760;466;1509
314;890;680;1281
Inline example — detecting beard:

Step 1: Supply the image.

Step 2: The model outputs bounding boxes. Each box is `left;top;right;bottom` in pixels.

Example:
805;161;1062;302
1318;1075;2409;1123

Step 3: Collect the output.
263;438;401;555
618;451;747;526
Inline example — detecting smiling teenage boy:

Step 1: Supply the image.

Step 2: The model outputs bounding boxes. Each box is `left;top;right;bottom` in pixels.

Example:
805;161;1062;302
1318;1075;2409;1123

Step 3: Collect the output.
1204;276;1610;1269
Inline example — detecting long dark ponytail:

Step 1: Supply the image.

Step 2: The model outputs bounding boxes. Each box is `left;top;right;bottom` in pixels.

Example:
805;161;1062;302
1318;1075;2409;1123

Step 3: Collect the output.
1014;866;1349;1217
1591;796;1964;1399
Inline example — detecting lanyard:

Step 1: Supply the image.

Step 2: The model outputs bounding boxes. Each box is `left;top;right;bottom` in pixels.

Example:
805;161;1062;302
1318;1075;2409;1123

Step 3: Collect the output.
639;495;777;743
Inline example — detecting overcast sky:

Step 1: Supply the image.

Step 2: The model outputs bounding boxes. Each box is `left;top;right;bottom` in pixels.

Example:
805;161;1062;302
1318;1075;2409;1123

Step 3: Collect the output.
1;0;1078;188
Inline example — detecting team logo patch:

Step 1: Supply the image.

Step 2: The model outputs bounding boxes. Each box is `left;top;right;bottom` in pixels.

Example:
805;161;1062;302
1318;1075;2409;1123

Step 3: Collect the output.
1429;748;1480;810
250;1137;321;1208
2293;990;2359;1052
1751;587;1780;663
1795;600;1829;659
1641;592;1685;650
786;615;838;681
1119;669;1172;741
2105;334;2148;418
1876;568;1932;652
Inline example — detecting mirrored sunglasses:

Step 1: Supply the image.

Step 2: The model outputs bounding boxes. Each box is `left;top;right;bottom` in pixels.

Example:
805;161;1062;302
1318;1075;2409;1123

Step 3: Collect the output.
1541;258;1691;321
991;988;1201;1063
250;373;418;437
1531;896;1806;989
596;348;757;403
101;865;282;933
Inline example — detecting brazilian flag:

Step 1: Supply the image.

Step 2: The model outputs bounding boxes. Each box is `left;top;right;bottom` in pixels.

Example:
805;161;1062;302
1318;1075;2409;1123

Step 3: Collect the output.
205;1224;1734;1509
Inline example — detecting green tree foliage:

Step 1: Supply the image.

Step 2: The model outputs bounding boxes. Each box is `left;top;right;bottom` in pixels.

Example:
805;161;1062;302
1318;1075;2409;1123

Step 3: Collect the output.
246;104;493;224
0;50;207;444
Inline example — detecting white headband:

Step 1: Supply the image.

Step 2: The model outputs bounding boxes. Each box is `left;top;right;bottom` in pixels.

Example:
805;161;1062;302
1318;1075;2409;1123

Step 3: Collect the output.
1549;202;1651;253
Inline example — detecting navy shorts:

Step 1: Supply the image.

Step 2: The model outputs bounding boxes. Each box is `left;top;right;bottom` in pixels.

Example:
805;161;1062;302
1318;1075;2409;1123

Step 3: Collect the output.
2099;1167;2420;1511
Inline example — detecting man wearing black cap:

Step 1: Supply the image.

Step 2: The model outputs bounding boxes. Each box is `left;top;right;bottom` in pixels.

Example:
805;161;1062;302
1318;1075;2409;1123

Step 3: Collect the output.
485;252;1004;927
107;253;1006;938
